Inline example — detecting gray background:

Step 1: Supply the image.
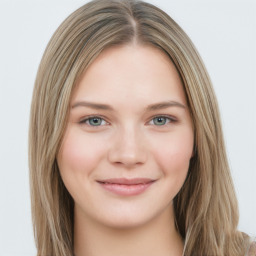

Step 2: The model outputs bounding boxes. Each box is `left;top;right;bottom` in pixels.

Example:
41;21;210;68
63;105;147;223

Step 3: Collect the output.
0;0;255;255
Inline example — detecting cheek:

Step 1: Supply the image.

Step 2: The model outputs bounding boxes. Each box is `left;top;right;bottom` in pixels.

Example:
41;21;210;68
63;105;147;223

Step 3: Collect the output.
151;129;193;183
57;126;106;180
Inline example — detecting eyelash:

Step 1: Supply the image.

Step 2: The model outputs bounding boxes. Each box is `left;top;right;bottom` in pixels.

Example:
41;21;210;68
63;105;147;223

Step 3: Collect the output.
79;115;177;127
148;115;177;126
79;115;110;127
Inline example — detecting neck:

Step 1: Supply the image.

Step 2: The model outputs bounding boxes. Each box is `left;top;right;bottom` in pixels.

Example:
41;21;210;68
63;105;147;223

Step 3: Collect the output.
74;204;184;256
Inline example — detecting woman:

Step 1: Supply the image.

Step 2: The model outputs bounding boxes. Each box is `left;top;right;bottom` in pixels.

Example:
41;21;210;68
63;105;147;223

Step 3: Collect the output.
29;0;255;255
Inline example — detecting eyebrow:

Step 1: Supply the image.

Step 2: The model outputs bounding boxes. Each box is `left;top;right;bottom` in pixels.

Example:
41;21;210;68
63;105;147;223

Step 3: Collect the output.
71;101;114;110
71;100;186;111
146;101;186;111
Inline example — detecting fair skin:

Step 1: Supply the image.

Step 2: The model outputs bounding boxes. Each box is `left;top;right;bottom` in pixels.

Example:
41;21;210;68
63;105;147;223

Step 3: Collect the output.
57;44;194;256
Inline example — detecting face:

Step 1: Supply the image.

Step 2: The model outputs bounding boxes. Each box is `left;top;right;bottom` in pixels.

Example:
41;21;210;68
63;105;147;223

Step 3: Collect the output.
57;45;194;228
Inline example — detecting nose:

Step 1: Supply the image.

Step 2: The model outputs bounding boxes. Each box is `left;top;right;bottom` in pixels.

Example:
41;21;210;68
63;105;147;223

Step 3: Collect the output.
108;126;147;168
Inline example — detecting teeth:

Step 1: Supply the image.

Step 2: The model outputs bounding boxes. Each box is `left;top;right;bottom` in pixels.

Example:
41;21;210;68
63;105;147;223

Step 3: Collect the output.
100;181;151;185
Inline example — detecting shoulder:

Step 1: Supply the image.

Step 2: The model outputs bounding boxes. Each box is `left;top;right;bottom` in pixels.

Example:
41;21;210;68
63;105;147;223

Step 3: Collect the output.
247;238;256;256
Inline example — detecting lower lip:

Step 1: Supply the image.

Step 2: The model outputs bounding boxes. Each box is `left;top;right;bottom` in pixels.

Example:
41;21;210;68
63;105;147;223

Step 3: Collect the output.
98;181;155;196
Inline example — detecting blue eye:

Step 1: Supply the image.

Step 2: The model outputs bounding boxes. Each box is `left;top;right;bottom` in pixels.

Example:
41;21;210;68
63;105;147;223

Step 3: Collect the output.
150;116;173;126
88;117;103;126
81;117;107;126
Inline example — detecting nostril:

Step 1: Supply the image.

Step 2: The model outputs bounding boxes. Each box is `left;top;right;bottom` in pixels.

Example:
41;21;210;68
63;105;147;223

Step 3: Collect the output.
107;134;147;166
108;152;147;167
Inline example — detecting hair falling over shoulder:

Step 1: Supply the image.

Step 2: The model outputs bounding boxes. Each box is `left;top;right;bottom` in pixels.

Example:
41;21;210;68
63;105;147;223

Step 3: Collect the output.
29;0;251;255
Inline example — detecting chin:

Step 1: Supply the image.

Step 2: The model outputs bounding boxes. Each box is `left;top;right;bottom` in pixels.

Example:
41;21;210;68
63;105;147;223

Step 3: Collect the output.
102;214;152;230
87;201;173;230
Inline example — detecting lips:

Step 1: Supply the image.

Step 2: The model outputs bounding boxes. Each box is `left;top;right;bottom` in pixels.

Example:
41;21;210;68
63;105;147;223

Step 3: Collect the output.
97;178;156;196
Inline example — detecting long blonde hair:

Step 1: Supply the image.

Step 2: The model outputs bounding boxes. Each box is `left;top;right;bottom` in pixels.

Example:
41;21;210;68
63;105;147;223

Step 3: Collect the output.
29;0;249;255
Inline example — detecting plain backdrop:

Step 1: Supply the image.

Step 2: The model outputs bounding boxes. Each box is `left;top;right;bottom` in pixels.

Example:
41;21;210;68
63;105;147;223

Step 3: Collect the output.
0;0;255;255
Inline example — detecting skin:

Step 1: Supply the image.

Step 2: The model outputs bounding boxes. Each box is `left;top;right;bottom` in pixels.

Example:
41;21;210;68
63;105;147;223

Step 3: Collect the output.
57;44;194;256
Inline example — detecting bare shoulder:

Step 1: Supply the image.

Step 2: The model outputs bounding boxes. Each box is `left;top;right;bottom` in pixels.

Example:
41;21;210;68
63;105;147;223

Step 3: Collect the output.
248;241;256;256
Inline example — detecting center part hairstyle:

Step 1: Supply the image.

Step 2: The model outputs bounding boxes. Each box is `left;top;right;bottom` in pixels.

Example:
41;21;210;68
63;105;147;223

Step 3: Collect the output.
29;0;249;255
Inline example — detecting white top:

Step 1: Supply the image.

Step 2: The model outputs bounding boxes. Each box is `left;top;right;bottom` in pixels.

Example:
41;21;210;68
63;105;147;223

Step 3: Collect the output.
246;237;256;256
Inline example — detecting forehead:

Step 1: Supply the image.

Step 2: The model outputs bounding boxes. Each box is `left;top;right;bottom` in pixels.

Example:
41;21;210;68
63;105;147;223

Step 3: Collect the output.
72;44;187;107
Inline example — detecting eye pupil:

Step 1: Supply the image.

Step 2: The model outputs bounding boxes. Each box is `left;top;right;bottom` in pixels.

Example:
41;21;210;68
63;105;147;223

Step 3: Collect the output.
89;117;102;126
153;117;167;125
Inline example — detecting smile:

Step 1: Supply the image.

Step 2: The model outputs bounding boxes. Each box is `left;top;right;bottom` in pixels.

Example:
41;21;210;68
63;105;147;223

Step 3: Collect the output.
97;178;156;196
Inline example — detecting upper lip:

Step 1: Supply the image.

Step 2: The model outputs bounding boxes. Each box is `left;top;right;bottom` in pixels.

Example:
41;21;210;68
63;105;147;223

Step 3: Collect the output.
97;178;155;185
